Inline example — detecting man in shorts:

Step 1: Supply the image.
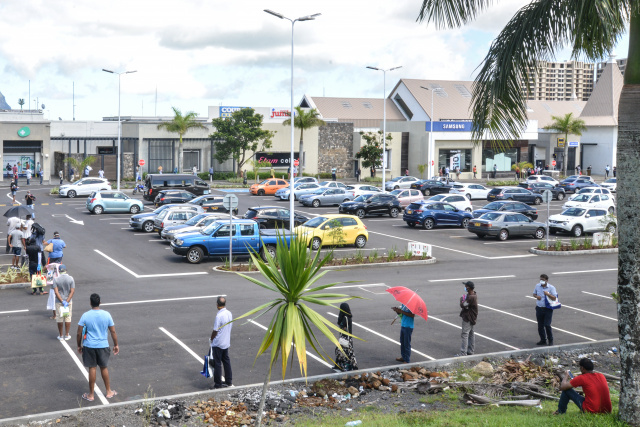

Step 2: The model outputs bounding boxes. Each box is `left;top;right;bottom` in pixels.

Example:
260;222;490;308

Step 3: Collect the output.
52;264;75;340
77;293;119;401
9;224;25;269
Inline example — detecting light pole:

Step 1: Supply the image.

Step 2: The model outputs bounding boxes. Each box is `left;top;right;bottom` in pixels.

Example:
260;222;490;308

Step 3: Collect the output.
102;68;137;191
264;9;320;232
367;66;401;193
420;86;439;179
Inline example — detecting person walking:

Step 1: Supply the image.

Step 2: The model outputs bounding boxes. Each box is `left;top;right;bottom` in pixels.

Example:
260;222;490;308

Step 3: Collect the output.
333;303;358;372
533;273;558;346
26;237;45;295
10;180;18;204
331;167;337;181
355;167;361;182
46;231;66;264
52;264;75;341
455;281;478;356
554;358;611;415
192;165;198;176
39;165;44;184
392;304;415;363
77;293;119;401
613;166;616;177
492;163;498;178
405;169;409;176
605;165;610;178
473;165;477;179
444;166;450;178
210;296;233;389
98;168;104;179
9;224;26;269
58;170;63;185
26;168;32;185
25;191;36;218
134;166;140;182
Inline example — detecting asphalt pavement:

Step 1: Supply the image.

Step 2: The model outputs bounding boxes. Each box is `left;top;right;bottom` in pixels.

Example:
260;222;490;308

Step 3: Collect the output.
0;184;617;419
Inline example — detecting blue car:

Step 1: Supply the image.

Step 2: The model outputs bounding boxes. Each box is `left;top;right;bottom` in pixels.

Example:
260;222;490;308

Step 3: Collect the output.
403;201;473;230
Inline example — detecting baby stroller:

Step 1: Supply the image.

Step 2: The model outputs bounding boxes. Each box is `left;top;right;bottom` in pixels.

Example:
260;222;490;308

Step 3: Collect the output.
45;263;62;316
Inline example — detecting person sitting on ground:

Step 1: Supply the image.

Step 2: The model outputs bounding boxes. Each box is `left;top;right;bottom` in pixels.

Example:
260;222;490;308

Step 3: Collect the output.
554;358;611;415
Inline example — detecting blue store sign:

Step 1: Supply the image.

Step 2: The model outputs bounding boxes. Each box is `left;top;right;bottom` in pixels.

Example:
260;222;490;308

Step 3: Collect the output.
219;106;247;118
425;121;473;132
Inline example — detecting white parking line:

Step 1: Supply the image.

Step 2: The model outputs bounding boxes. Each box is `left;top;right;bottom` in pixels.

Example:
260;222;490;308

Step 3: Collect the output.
524;296;616;321
429;275;515;283
325;248;387;252
0;309;29;314
553;268;617;275
483;240;563;245
477;304;596;341
59;339;109;405
332;283;387;289
102;294;225;306
249;320;332;368
428;315;519;350
94;250;208;278
109;223;129;225
159;327;225;382
582;291;614;300
326;312;436;361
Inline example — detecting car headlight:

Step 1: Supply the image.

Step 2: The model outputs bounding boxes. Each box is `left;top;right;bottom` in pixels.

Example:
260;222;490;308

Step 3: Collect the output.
175;239;184;246
562;222;568;225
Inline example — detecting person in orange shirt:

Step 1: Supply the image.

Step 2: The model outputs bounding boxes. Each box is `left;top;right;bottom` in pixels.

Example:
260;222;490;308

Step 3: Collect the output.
554;358;611;415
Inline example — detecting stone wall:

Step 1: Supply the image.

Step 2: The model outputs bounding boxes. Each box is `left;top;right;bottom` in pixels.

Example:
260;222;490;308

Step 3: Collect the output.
317;122;354;178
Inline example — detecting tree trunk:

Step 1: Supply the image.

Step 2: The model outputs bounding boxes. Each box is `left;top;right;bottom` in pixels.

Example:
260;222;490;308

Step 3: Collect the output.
255;369;272;427
562;132;568;177
178;135;184;174
299;137;304;175
616;83;640;427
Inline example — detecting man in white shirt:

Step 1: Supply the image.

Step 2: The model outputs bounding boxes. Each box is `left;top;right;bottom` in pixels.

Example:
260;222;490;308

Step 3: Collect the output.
533;273;558;346
210;297;233;389
6;215;21;254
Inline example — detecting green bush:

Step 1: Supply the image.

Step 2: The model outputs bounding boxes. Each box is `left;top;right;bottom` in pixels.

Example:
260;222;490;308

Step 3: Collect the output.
486;180;520;186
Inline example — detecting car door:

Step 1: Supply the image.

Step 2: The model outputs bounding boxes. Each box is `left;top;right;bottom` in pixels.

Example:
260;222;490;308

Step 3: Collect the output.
332;189;347;204
236;223;258;254
503;214;523;236
599;194;612;209
260;209;279;228
515;213;536;234
585;209;603;232
441;203;459;224
409;190;422;204
337;217;358;244
111;192;129;211
277;209;292;229
99;193;114;209
207;223;236;255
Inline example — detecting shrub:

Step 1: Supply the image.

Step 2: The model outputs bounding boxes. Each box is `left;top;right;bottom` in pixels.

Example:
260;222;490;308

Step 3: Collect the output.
583;237;592;249
537;240;547;250
485;180;520;186
569;238;579;251
554;238;562;251
50;187;60;195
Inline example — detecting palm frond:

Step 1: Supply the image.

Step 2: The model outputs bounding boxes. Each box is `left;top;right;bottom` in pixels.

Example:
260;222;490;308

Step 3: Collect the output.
417;0;494;28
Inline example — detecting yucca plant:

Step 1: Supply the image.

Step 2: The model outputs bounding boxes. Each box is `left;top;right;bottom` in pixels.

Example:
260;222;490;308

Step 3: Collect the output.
235;232;359;427
554;239;562;251
583;237;592;250
537;240;547;250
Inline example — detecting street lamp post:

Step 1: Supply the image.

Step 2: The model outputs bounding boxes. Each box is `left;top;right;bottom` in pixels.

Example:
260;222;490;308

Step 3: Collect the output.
420;86;439;179
264;9;320;232
102;69;137;191
366;66;401;193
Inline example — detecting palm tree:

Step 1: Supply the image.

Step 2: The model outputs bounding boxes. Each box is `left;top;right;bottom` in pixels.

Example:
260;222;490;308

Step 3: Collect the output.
157;107;206;173
544;113;587;177
418;2;639;423
17;99;24;111
66;155;96;179
234;232;359;427
282;106;326;174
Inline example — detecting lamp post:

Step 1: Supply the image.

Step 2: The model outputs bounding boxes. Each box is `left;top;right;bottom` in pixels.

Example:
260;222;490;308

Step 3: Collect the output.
102;69;137;191
264;9;320;232
367;66;401;193
420;86;440;179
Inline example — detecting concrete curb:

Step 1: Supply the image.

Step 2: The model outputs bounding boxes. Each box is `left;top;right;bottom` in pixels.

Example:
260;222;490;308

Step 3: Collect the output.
529;247;618;256
0;338;619;426
212;257;436;274
0;281;31;290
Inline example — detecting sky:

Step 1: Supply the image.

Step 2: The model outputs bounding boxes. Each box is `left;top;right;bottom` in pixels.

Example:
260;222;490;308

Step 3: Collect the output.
0;0;630;121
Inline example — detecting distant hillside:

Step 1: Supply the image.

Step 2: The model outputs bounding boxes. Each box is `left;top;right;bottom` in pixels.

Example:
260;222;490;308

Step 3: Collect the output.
0;91;10;109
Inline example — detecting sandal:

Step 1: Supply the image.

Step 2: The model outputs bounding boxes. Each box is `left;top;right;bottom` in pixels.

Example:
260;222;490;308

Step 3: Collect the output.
106;390;118;398
82;393;94;402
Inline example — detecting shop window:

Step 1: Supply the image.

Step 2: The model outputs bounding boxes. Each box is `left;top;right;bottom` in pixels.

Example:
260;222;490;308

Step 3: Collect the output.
149;140;173;174
183;150;201;172
438;149;471;172
482;146;519;172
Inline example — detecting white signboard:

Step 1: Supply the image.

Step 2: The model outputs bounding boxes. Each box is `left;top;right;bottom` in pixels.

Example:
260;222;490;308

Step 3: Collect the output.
408;242;432;257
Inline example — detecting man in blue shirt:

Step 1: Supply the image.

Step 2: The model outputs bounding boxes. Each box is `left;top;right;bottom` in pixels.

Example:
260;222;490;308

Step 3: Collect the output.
392;304;415;363
533;273;558;346
76;293;119;402
210;297;233;389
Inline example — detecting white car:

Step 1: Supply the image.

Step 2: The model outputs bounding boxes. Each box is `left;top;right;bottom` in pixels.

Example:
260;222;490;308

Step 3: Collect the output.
427;194;473;212
563;193;616;214
346;184;382;197
568;187;614;201
384;176;420;191
549;207;617;237
601;178;617;193
59;178;111;198
526;175;560;186
449;183;491;200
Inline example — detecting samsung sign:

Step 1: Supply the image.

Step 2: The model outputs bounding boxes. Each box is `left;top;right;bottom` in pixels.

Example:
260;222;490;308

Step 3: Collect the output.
219;106;247;117
425;121;473;132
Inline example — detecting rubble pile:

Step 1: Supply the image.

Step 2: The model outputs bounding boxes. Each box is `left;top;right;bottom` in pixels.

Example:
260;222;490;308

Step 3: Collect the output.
493;358;560;388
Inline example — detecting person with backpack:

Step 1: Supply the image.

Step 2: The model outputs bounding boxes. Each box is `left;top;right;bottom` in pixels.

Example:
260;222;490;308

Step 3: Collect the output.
10;180;18;204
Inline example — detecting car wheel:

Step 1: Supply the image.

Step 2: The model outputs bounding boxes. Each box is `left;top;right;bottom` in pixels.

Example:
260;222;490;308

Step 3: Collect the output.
534;197;542;205
572;224;583;237
498;229;509;241
143;221;154;233
92;205;103;215
354;235;367;248
312;199;321;208
422;218;435;230
67;190;77;198
407;222;416;228
258;190;265;196
389;208;399;218
130;205;140;214
423;189;431;196
466;193;472;200
311;237;322;251
465;208;472;212
394;185;399;190
534;227;545;239
606;223;617;233
557;193;565;201
186;247;204;264
355;209;365;219
261;245;277;261
343;198;350;203
476;234;485;239
608;206;615;214
461;218;470;228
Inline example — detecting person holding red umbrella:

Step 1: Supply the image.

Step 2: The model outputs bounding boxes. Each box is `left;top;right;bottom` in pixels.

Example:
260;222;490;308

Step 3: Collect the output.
392;304;415;363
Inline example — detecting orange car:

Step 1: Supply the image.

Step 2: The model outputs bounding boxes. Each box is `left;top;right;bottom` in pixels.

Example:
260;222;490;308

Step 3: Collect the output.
250;179;289;196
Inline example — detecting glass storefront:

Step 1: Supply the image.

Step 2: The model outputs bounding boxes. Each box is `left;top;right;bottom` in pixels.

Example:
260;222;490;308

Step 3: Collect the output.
438;149;471;172
482;146;519;172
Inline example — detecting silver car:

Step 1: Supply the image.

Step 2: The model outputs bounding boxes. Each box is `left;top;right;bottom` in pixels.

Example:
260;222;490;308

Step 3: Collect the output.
275;183;321;200
384;176;419;191
153;208;199;234
299;188;354;207
467;212;546;241
129;204;203;233
161;213;235;241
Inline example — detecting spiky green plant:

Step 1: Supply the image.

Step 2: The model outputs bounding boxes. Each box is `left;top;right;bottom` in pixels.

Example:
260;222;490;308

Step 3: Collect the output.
570;238;580;251
554;239;562;251
583;237;592;250
537;240;547;250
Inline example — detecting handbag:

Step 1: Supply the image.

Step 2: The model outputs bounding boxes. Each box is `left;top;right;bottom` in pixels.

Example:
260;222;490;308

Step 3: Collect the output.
338;335;350;349
545;294;561;310
44;242;54;252
31;274;46;288
201;347;213;378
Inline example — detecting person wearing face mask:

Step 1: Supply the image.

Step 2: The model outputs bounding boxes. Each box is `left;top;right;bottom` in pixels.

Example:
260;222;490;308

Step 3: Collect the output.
533;273;557;346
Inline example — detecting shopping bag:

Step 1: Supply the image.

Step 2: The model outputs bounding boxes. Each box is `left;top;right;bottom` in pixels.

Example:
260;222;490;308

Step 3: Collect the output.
44;242;54;252
201;347;213;378
545;294;561;310
59;305;70;318
31;274;46;289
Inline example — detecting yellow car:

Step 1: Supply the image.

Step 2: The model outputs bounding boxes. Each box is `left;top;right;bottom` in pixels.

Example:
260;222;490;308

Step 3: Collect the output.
294;214;368;250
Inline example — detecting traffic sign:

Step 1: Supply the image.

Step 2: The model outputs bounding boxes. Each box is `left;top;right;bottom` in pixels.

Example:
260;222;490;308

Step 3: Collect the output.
138;159;145;166
552;160;556;166
541;190;553;203
294;159;299;167
223;194;239;210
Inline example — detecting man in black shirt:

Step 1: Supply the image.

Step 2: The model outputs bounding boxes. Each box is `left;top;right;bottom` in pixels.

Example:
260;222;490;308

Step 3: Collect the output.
25;191;36;219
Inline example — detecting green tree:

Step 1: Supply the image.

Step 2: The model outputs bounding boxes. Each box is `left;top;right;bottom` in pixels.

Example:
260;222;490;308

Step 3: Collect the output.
66;156;96;178
211;108;275;177
417;164;428;179
157;107;207;173
17;99;24;111
282;106;326;174
511;161;534;180
356;131;390;177
544;113;587;176
417;1;639;422
234;232;359;427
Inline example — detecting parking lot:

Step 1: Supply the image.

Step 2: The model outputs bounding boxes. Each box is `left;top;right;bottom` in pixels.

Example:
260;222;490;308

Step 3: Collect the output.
0;184;618;419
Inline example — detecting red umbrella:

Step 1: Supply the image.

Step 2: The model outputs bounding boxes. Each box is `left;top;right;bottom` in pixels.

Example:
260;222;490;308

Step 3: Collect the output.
386;286;428;321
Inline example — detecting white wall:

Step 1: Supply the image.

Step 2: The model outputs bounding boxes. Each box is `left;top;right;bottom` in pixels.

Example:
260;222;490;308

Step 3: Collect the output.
580;126;616;172
389;84;430;121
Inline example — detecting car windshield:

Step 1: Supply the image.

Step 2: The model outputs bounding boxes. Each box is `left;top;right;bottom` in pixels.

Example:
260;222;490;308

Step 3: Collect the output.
319;181;331;187
310;189;327;195
479;212;502;221
302;216;328;228
354;194;373;202
185;214;207;226
452;184;465;189
388;177;401;182
157;210;170;220
428;195;446;201
573;195;591;202
561;208;586;217
563;178;577;183
483;202;503;210
389;190;402;196
604;178;616;183
578;188;596;193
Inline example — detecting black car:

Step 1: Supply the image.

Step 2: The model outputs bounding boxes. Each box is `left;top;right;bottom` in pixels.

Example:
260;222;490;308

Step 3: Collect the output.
472;201;539;220
154;190;197;207
243;206;309;229
518;182;566;201
339;193;402;218
487;187;542;205
410;180;453;196
187;195;239;215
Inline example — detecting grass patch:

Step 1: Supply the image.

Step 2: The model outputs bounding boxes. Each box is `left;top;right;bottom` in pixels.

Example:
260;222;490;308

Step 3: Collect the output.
49;186;60;195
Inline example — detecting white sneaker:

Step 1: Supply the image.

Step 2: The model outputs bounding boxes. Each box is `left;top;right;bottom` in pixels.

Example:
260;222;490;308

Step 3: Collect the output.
57;336;64;341
64;335;71;341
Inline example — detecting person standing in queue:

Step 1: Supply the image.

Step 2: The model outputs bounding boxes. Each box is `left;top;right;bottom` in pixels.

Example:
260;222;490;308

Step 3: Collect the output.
455;281;478;356
392;304;415;363
533;273;557;346
46;231;66;264
210;297;233;389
